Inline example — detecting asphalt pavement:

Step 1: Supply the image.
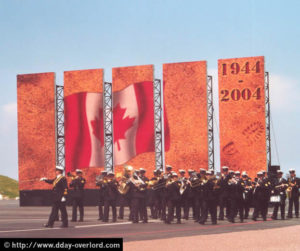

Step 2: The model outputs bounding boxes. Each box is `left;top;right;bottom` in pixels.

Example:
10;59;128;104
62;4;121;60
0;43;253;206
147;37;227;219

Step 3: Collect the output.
1;200;299;243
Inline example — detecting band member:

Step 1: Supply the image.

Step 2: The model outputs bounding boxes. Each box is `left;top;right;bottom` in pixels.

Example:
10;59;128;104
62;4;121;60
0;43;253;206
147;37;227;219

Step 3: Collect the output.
179;169;189;220
218;166;230;220
199;170;217;225
193;168;206;222
165;172;182;224
96;170;107;221
271;170;288;220
69;169;86;222
103;171;119;222
242;171;253;219
187;169;196;220
152;169;163;219
228;171;244;223
160;165;173;221
118;166;132;220
40;166;68;228
129;170;148;223
252;171;270;221
287;169;299;218
148;170;158;218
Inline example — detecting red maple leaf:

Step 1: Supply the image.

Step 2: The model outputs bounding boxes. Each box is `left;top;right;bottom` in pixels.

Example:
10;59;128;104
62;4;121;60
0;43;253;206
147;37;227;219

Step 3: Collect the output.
91;108;104;147
113;103;136;151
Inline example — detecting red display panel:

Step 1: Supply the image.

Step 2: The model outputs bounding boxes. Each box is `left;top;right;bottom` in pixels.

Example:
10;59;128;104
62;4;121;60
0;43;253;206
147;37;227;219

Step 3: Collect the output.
64;69;104;189
17;73;56;190
218;56;266;178
164;61;208;174
112;65;155;175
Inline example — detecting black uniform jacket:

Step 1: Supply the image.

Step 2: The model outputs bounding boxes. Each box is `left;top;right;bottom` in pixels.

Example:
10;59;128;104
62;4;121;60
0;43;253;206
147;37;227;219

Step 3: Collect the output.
45;176;68;203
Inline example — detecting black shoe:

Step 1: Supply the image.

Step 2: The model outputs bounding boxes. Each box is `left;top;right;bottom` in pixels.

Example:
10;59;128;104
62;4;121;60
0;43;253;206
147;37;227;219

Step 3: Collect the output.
263;218;267;221
252;218;257;221
112;219;117;223
118;216;123;219
79;219;83;222
176;220;181;224
240;220;244;223
59;224;68;228
132;221;139;224
102;220;108;222
212;222;217;225
296;215;299;218
43;224;53;228
271;216;277;220
218;217;224;221
287;215;292;218
165;221;171;224
199;221;205;225
143;220;148;223
71;220;77;222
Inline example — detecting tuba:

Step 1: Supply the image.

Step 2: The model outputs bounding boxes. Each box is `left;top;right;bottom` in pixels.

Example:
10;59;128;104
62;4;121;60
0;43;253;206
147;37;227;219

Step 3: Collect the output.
117;165;133;195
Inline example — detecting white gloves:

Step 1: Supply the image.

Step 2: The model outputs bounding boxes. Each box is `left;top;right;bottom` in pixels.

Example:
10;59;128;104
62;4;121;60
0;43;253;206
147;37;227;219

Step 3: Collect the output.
61;197;66;202
40;177;47;181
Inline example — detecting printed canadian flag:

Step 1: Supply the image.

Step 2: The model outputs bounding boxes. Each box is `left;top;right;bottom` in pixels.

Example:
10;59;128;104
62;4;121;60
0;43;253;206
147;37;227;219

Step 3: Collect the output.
64;81;170;172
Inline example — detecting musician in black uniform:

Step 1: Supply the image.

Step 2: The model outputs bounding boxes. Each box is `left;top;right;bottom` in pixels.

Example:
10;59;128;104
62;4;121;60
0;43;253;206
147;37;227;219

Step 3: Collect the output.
193;168;206;223
148;170;158;218
218;166;230;220
228;171;244;223
96;170;107;221
252;171;271;221
287;169;300;218
129;171;148;223
187;169;196;220
103;171;119;222
179;169;189;220
199;170;217;225
165;172;182;224
69;169;86;222
138;168;149;223
160;165;173;221
242;171;253;219
40;166;68;228
271;170;288;220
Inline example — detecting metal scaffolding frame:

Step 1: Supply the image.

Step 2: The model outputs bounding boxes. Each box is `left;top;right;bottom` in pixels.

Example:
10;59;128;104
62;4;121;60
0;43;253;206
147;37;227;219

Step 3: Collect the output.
103;82;114;172
207;76;215;170
154;79;164;172
265;72;271;170
55;85;65;169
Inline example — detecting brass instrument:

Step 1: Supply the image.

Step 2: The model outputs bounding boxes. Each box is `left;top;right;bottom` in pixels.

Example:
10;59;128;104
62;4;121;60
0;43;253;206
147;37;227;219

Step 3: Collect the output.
286;179;296;198
130;172;146;191
117;165;134;195
152;173;170;190
189;172;207;188
67;172;78;179
179;178;188;195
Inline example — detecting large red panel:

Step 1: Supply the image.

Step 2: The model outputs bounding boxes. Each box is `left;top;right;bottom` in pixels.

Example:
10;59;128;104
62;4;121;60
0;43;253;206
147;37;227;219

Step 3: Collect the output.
218;56;266;178
112;65;154;175
64;69;103;189
17;73;56;190
164;61;208;174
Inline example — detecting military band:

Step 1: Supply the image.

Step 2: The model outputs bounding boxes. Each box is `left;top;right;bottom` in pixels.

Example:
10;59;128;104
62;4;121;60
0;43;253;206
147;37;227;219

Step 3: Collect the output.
40;165;300;227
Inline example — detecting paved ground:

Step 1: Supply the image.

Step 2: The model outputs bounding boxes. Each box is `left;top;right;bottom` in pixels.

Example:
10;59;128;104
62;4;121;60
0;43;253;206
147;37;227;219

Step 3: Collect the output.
0;200;299;250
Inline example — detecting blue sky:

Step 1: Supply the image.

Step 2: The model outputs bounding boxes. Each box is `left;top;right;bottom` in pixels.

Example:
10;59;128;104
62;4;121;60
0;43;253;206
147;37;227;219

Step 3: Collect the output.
0;0;300;179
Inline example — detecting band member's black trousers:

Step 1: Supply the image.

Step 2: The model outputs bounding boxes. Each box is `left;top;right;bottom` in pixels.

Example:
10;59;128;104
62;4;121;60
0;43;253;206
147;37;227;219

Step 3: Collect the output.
229;198;244;222
71;197;84;221
103;200;117;222
199;200;217;224
166;200;181;223
139;197;148;222
219;193;230;220
48;201;68;227
98;202;103;220
194;197;204;222
252;198;268;220
131;198;146;223
272;196;286;219
288;196;299;217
